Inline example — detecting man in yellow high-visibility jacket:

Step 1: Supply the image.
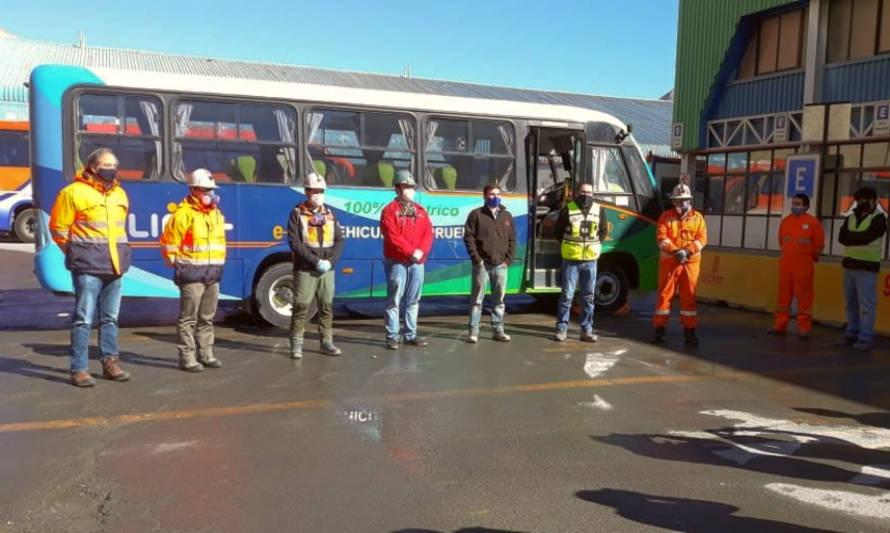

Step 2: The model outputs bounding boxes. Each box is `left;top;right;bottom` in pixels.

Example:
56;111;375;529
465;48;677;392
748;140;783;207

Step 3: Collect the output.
554;182;608;342
49;148;131;387
160;169;227;372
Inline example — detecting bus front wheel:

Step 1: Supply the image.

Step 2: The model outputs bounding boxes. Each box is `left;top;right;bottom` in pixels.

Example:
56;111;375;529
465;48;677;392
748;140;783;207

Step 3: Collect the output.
13;208;35;244
254;263;317;329
595;263;629;312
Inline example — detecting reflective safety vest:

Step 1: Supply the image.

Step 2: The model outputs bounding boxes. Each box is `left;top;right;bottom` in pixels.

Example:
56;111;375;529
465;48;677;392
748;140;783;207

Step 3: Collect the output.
160;195;226;284
49;170;131;276
299;204;336;249
844;211;883;262
561;201;601;260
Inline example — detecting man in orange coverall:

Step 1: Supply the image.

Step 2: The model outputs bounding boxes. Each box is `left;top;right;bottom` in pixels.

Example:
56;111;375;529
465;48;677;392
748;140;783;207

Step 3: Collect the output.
769;193;824;337
653;183;707;346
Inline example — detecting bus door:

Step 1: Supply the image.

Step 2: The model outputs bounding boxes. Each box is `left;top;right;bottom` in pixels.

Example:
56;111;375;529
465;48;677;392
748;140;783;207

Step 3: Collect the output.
525;123;585;288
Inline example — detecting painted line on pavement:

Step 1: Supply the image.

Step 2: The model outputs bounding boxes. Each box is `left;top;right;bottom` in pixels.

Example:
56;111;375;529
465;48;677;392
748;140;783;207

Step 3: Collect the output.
0;362;882;435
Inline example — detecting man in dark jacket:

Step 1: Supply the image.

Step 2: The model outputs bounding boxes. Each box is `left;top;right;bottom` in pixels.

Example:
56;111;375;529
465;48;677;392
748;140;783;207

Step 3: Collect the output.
463;183;516;343
837;186;888;351
287;172;344;359
554;182;609;342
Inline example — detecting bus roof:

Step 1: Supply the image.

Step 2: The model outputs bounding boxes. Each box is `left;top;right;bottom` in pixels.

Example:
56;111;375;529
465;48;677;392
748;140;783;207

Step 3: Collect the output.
81;66;628;130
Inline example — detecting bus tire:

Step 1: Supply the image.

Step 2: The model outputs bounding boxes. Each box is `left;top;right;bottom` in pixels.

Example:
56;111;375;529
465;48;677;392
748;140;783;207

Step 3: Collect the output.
254;263;317;329
13;207;35;244
595;262;629;312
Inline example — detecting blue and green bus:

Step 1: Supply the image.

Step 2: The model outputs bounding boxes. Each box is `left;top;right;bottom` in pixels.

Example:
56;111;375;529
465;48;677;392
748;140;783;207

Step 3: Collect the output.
30;64;661;327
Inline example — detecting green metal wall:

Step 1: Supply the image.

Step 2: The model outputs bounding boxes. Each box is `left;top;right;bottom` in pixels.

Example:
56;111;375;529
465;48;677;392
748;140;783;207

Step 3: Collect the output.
673;0;797;151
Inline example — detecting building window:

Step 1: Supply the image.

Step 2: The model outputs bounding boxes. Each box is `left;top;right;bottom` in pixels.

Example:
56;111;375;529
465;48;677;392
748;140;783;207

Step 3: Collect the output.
739;8;805;79
827;0;890;62
693;148;798;252
823;140;890;258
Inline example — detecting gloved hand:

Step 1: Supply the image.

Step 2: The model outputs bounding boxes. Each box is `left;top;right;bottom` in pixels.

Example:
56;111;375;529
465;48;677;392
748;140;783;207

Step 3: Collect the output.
411;249;424;263
674;249;688;263
316;259;331;273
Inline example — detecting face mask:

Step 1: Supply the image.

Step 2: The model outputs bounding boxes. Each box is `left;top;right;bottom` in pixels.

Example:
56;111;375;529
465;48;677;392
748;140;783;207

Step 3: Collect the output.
310;193;324;207
400;188;416;202
95;168;118;181
200;191;219;207
855;200;875;213
576;194;594;209
791;206;806;216
674;200;691;215
485;196;501;208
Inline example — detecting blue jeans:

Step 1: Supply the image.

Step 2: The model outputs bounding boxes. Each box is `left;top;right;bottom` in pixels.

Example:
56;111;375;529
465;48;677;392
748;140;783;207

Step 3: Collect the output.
469;263;507;331
70;273;123;372
556;260;597;333
384;260;424;341
843;268;878;345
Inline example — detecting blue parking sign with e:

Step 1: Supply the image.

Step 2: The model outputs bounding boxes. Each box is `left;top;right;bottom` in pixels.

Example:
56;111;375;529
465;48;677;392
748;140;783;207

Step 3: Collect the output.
786;159;816;197
878;104;890;120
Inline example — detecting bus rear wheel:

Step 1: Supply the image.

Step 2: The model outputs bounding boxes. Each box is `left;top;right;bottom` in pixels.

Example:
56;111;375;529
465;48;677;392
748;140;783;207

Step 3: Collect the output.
254;263;317;329
13;208;35;244
595;263;629;312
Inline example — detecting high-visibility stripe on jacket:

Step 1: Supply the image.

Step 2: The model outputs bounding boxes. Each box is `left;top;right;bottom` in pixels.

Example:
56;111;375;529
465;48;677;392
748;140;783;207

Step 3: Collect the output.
656;208;707;262
160;195;226;285
49;169;131;276
560;201;602;260
843;211;883;263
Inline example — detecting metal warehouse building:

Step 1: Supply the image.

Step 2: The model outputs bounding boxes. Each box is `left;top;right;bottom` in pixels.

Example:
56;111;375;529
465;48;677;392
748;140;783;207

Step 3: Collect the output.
672;0;890;332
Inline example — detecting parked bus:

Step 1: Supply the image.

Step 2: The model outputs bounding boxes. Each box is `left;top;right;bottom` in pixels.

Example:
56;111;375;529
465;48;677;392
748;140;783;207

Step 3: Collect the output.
0;121;34;243
29;64;661;327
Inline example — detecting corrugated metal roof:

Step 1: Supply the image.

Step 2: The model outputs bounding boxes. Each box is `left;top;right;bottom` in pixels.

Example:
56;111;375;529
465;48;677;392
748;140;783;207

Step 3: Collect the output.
0;36;675;156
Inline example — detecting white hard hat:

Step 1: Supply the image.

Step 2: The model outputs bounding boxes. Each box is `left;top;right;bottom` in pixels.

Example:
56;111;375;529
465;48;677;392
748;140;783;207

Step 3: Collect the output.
670;183;693;200
187;168;218;189
303;172;326;190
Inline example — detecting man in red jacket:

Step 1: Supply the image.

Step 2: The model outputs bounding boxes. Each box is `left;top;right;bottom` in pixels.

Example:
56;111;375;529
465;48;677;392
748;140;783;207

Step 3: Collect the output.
380;170;433;350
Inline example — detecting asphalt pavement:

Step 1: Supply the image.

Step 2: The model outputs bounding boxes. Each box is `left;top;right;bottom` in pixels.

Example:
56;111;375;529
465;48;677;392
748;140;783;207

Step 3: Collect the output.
0;242;888;533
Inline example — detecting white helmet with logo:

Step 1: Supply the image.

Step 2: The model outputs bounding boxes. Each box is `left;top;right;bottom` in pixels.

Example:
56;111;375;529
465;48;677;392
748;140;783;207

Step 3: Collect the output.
670;183;693;200
303;172;327;190
187;168;218;189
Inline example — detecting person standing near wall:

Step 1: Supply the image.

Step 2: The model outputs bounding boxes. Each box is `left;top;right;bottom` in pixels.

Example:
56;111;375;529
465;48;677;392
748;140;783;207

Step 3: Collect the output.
837;186;887;351
769;193;824;338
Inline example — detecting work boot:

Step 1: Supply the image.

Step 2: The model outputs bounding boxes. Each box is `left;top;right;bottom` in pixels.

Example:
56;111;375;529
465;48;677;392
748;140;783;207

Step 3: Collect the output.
404;337;428;347
385;338;400;350
492;329;511;342
198;356;222;369
652;327;666;343
798;330;811;339
101;356;130;381
467;328;479;344
320;339;342;356
580;331;598;343
852;341;872;352
683;328;699;346
766;326;786;335
70;371;95;388
290;343;303;360
180;362;203;373
553;330;567;342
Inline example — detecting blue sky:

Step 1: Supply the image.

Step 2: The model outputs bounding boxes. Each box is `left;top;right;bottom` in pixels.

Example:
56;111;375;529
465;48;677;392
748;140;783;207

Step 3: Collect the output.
3;0;678;99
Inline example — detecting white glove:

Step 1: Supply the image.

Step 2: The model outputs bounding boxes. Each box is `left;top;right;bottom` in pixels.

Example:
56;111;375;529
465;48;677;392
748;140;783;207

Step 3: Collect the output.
412;249;424;262
316;259;331;273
